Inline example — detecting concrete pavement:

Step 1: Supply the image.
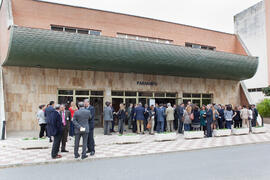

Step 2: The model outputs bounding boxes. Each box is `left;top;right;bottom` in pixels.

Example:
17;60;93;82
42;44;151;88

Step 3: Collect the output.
1;142;270;180
1;125;270;168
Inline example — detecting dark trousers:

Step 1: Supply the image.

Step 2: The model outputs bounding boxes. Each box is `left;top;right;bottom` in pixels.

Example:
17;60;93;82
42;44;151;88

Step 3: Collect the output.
51;133;62;158
61;126;69;151
206;121;212;137
218;118;224;129
178;117;183;133
74;133;88;157
226;120;232;129
104;121;111;135
132;119;137;133
118;119;124;134
144;118;148;131
110;121;115;132
252;118;257;127
154;118;157;131
174;118;178;131
234;120;242;128
39;124;47;138
87;128;95;152
69;121;74;137
157;121;164;133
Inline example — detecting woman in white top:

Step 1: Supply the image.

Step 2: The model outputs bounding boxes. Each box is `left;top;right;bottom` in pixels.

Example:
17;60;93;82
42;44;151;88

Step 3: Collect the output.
37;104;46;138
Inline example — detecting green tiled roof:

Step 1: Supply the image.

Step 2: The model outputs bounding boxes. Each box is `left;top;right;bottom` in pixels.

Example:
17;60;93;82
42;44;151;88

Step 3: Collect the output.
3;26;258;80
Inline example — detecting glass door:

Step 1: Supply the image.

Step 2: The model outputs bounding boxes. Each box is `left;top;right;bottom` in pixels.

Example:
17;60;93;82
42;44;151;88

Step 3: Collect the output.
125;98;136;107
76;97;89;107
90;97;104;127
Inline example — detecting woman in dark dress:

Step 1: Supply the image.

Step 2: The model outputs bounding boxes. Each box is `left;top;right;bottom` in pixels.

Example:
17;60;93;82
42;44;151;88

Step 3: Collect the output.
191;106;200;131
233;106;242;128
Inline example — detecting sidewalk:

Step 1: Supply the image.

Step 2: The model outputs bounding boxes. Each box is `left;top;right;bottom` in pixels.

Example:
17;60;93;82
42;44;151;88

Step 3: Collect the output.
1;125;270;168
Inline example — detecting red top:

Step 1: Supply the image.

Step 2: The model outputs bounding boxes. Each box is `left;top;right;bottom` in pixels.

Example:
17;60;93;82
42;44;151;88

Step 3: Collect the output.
69;107;78;118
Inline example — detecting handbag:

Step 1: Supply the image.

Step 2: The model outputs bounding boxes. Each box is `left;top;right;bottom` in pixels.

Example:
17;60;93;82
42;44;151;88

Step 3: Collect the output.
189;113;194;120
147;121;151;129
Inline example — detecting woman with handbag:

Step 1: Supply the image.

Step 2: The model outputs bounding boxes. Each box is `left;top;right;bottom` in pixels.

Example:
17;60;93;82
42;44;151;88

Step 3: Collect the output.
183;105;192;131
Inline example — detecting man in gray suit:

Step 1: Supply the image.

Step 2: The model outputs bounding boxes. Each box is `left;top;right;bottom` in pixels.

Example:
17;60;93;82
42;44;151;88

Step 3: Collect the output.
73;102;91;159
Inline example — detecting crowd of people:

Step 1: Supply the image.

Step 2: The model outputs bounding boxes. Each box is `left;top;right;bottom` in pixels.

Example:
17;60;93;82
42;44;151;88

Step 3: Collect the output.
103;101;259;138
36;99;259;159
36;100;95;160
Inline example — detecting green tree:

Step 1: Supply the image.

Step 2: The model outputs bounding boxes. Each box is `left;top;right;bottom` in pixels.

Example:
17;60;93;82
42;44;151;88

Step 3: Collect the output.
257;99;270;117
262;86;270;96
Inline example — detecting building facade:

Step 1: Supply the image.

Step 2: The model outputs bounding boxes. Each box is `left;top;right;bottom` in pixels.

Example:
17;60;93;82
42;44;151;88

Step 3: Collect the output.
0;0;258;135
234;0;270;103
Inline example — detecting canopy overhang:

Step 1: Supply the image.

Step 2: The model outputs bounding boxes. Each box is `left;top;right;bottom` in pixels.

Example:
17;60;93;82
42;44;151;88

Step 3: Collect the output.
3;26;258;81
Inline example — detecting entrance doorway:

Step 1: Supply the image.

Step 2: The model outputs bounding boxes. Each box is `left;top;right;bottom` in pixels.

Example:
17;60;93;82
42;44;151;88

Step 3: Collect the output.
125;98;136;107
90;97;104;127
155;98;176;106
57;89;104;127
112;98;123;112
76;97;88;106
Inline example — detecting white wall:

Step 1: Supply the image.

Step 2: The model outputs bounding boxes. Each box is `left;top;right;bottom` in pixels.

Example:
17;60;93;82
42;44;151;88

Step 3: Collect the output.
234;1;268;89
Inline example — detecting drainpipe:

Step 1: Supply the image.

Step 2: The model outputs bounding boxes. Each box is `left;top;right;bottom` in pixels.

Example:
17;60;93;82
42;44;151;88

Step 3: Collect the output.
0;67;6;140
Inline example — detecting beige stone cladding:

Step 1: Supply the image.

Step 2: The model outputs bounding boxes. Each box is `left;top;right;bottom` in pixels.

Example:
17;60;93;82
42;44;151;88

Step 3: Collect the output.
3;66;240;131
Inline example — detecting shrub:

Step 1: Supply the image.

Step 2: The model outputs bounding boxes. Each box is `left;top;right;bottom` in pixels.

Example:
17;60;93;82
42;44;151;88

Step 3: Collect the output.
257;99;270;117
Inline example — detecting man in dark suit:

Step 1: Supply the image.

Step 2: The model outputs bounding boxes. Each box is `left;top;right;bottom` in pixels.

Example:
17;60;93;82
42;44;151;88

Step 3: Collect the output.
177;103;185;133
73;102;91;159
84;99;95;156
60;104;71;153
134;103;145;134
46;104;63;159
44;101;55;142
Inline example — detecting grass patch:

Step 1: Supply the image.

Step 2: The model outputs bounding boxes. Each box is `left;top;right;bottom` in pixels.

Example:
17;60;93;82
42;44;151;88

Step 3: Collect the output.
22;137;46;141
118;133;137;137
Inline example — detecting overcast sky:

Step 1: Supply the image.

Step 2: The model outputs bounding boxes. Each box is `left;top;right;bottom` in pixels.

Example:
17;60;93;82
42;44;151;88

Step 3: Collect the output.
41;0;262;33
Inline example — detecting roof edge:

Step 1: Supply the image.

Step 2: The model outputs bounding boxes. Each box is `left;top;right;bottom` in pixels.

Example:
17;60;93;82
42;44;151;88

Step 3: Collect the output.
33;0;235;36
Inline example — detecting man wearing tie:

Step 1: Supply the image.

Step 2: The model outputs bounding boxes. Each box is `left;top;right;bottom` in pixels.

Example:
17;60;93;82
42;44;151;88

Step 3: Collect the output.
46;104;63;159
73;102;91;159
60;104;71;153
84;99;95;156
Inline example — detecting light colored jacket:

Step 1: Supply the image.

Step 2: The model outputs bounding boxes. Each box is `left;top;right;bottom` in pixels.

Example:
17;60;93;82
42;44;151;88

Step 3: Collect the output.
224;110;233;121
240;108;249;119
103;106;113;121
166;106;175;121
183;110;191;124
37;110;46;124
